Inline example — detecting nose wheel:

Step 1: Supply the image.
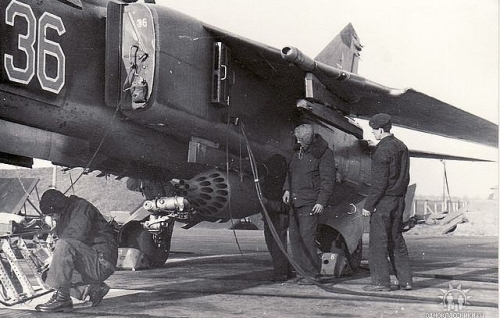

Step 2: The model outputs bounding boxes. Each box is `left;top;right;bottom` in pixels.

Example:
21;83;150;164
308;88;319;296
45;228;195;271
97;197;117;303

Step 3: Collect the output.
118;220;175;268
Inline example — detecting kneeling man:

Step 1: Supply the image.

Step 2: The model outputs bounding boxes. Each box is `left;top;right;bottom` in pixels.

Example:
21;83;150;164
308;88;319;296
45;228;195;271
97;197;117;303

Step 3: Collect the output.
36;189;118;312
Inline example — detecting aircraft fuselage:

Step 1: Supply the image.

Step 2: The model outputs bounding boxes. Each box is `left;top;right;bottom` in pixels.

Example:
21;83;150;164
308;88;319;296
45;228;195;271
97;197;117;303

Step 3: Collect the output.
0;0;368;252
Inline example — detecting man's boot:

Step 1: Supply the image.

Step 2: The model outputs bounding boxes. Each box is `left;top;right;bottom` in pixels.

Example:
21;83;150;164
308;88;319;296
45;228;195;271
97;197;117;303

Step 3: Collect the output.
88;282;110;307
35;290;73;312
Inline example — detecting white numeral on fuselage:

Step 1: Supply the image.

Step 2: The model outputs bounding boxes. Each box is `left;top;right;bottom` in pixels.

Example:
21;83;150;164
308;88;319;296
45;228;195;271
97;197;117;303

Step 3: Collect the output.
4;0;66;94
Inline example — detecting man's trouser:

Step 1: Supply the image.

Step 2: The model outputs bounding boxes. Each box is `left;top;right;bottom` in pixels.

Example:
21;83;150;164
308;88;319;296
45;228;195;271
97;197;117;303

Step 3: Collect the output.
368;195;412;286
289;205;320;277
45;238;115;298
263;211;291;277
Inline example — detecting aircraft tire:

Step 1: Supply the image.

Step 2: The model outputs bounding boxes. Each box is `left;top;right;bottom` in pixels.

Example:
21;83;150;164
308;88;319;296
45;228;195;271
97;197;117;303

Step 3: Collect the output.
151;220;175;267
119;221;174;268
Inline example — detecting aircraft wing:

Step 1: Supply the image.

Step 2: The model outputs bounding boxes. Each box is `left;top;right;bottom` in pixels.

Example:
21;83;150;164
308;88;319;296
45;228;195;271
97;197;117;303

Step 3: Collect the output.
202;23;305;90
346;89;498;148
203;24;498;149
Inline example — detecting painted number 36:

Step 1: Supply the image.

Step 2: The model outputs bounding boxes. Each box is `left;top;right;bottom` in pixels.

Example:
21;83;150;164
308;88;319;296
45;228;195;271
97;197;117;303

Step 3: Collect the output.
4;0;66;94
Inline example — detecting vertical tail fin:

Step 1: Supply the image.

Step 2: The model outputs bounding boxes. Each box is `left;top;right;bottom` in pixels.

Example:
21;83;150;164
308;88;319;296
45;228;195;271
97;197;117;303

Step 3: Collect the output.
315;23;362;74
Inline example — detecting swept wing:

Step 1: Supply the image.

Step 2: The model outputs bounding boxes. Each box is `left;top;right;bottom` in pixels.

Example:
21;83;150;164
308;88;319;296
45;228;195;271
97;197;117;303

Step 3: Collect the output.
203;23;498;149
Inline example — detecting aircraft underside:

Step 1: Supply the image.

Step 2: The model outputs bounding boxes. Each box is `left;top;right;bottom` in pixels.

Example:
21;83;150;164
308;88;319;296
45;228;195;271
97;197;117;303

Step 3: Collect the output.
0;0;496;278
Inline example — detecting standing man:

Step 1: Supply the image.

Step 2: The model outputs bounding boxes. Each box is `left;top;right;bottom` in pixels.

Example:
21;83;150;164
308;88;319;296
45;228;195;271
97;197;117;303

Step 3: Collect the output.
362;113;413;292
260;154;292;282
282;124;335;285
35;189;118;312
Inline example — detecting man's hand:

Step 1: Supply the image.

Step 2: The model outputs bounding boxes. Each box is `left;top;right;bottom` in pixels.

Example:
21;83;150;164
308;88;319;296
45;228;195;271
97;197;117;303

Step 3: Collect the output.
362;209;371;217
311;204;324;215
282;191;290;204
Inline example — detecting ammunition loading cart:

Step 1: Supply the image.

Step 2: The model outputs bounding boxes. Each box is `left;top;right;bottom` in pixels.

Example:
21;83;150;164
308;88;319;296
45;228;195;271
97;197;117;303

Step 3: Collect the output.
0;178;52;305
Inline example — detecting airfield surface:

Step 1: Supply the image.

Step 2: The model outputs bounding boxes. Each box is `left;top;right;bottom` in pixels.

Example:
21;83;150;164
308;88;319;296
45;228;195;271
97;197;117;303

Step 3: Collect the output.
1;229;498;318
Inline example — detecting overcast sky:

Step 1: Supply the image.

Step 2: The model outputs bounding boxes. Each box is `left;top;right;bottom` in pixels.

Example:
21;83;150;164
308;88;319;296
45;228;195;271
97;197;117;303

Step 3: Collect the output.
155;0;498;199
3;0;498;199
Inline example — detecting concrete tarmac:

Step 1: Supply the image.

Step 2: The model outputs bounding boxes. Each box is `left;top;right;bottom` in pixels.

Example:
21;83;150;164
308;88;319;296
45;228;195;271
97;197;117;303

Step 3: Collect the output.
1;228;498;318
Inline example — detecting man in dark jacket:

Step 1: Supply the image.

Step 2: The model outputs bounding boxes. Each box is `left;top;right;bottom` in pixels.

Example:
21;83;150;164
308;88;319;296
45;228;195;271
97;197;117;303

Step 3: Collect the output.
362;113;413;292
282;124;335;284
35;189;118;312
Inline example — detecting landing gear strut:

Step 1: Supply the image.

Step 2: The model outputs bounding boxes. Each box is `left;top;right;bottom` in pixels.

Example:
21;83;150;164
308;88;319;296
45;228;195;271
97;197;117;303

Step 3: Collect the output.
118;219;175;268
317;224;362;277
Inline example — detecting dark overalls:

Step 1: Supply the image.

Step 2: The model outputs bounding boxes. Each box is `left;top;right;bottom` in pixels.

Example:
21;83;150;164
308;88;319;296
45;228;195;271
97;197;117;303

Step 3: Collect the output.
364;135;412;286
45;196;117;299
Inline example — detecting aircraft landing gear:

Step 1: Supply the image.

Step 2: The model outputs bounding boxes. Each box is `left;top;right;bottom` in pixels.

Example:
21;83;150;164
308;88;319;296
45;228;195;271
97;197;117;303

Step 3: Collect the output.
317;224;362;277
118;220;175;268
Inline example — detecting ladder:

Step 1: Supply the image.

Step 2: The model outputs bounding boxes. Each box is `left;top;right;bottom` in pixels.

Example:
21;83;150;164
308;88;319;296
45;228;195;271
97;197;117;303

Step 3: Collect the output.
0;237;51;306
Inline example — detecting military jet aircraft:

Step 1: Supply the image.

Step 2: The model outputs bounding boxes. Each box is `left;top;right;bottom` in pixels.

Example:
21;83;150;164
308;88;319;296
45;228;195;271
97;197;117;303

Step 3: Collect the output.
0;0;497;274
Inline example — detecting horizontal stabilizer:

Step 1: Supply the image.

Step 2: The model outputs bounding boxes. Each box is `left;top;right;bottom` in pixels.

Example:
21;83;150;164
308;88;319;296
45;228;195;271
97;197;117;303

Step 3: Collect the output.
366;143;495;162
408;149;495;162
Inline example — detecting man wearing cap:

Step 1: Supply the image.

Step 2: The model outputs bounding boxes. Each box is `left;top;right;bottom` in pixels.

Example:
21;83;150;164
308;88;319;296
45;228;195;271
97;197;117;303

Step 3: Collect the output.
35;189;118;312
362;113;413;292
283;124;335;285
